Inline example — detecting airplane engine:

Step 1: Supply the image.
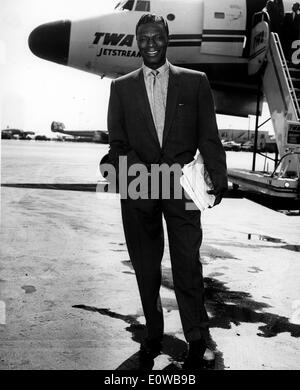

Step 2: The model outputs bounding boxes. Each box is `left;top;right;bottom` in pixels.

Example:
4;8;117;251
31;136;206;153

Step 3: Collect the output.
51;121;65;132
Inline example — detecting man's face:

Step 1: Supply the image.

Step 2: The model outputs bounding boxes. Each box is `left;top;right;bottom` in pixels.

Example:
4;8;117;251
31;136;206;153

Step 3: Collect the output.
292;3;299;12
136;22;168;69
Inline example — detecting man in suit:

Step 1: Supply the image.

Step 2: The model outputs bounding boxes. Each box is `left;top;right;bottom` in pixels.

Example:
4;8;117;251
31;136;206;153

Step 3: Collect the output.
264;0;284;34
106;13;227;369
282;2;300;61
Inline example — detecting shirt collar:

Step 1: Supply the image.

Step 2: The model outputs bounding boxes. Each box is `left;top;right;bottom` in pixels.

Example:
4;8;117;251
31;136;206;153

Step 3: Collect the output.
143;59;170;78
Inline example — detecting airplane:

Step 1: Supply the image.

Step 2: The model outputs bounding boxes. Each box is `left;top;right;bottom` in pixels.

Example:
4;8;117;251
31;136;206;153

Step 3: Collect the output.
51;121;109;143
1;128;35;140
28;0;300;202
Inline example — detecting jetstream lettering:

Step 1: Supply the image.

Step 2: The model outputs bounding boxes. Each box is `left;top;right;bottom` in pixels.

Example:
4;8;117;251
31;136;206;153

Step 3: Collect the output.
96;48;141;58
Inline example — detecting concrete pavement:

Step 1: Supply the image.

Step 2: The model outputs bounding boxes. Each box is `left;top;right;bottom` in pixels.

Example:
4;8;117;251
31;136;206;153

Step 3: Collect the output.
1;186;300;370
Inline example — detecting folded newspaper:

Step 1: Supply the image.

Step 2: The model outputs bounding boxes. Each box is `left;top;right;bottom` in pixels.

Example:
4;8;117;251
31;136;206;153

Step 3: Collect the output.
180;153;215;211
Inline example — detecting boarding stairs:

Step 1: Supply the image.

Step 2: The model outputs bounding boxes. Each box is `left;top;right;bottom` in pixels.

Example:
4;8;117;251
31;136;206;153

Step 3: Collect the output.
262;31;300;183
227;12;300;201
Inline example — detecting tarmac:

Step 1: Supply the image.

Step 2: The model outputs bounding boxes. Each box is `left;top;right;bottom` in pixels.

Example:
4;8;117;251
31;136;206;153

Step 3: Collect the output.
1;142;300;370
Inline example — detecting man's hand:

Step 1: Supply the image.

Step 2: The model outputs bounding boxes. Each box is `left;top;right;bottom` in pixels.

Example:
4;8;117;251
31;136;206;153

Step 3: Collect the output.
207;188;226;207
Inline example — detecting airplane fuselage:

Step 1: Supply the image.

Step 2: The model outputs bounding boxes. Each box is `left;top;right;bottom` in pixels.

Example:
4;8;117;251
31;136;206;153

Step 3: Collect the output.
29;0;298;116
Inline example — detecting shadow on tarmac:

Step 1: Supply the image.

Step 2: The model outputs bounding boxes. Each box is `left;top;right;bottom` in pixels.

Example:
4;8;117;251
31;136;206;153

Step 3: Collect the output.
122;260;300;338
1;183;99;192
2;182;299;214
72;304;223;370
204;277;300;338
159;266;300;338
73;261;300;370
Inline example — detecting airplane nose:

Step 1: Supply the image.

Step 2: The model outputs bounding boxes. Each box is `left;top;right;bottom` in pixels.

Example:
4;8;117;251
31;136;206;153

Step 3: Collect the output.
28;20;71;65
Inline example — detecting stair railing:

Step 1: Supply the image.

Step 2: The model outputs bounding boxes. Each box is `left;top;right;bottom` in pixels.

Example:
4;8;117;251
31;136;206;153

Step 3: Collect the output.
272;32;300;120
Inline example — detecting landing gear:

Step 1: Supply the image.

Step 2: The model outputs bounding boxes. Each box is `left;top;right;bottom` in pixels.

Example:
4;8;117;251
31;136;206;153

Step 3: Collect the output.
232;183;239;192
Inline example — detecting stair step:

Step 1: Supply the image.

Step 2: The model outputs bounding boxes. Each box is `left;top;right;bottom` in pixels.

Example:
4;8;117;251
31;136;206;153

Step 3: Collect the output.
294;89;300;98
291;78;300;88
288;67;300;77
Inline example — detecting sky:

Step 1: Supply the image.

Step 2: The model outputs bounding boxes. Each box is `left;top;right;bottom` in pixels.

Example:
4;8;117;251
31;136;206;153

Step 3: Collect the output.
0;0;273;136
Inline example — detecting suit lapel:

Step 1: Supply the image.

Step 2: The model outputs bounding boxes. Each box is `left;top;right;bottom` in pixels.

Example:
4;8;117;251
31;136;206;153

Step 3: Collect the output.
162;64;179;147
135;69;161;147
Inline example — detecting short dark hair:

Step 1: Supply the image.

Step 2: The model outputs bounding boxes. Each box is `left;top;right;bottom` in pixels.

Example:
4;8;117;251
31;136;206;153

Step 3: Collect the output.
135;13;169;36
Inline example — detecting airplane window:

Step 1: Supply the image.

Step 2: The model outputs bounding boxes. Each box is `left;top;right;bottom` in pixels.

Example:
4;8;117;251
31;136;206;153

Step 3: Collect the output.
214;12;225;19
135;1;150;11
167;14;175;21
123;0;134;10
116;0;134;11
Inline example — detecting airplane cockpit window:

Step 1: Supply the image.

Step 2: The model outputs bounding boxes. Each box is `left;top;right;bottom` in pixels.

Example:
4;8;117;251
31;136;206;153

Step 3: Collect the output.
135;1;150;12
115;0;135;11
214;12;225;19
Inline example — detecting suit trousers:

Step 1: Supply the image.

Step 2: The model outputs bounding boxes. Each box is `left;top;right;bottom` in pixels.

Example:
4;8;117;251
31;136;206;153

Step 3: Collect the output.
120;193;209;343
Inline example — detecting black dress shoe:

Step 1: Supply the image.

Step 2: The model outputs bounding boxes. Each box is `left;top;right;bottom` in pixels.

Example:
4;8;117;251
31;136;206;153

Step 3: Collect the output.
182;338;209;370
137;338;162;370
203;347;216;369
140;338;162;359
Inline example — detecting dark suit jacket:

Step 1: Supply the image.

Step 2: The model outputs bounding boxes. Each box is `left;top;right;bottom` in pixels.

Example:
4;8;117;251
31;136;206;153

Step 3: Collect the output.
282;12;300;41
107;63;228;193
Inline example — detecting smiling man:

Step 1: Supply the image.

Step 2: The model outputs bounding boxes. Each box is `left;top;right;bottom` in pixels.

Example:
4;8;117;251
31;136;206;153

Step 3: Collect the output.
107;14;227;370
136;16;168;69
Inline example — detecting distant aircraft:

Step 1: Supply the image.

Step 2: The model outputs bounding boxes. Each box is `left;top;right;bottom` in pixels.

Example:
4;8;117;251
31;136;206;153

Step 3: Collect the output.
1;128;35;140
51;121;109;143
29;0;300;200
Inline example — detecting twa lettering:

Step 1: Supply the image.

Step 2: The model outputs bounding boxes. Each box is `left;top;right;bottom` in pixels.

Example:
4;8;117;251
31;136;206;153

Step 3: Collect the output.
93;32;134;47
